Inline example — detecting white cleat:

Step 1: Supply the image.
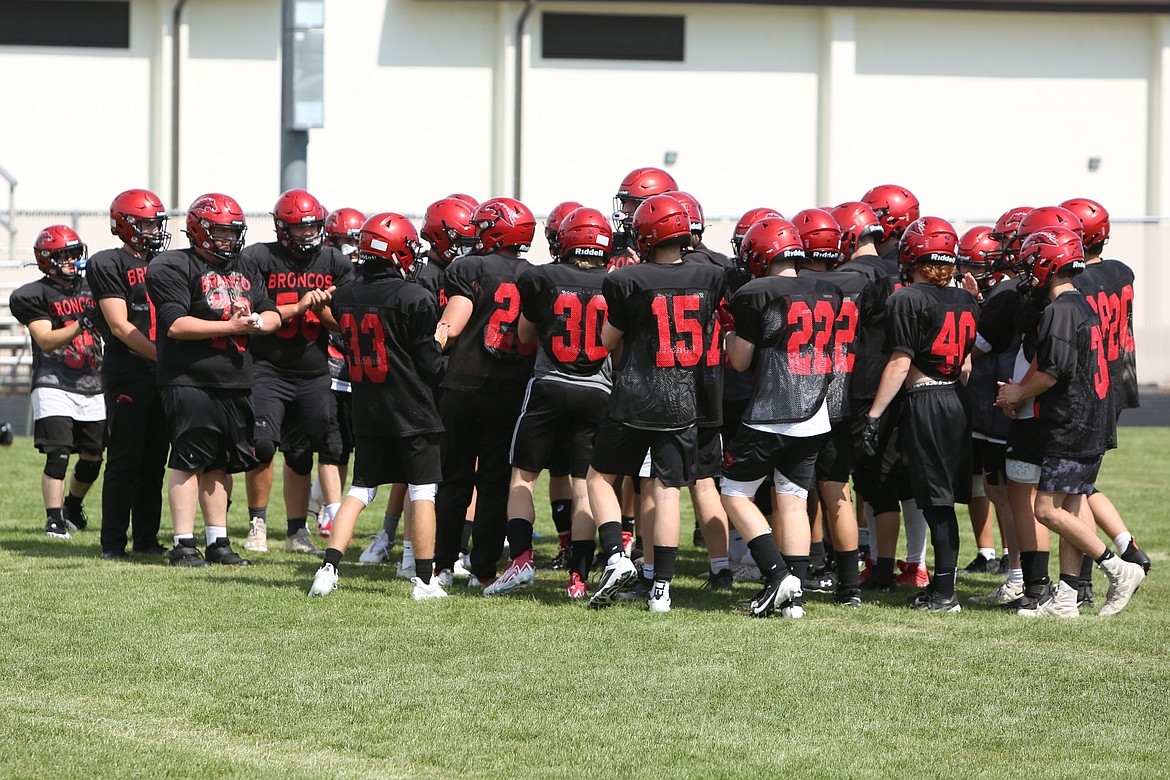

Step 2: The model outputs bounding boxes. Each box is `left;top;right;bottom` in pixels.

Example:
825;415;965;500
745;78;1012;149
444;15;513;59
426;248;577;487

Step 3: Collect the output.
970;579;1023;604
309;563;339;597
588;554;638;609
452;555;473;579
396;561;416;580
437;568;454;588
647;581;672;613
1019;583;1079;618
1099;556;1146;616
483;551;535;597
358;530;392;564
411;576;449;601
243;517;268;553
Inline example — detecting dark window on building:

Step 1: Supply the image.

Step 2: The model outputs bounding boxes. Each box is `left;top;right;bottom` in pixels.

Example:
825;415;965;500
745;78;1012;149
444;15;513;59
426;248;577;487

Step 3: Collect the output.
542;13;685;62
0;1;131;48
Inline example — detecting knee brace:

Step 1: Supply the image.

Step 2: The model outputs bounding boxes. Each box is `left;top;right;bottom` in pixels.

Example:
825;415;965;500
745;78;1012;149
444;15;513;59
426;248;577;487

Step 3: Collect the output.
408;483;437;503
346;485;378;507
44;449;70;480
253;438;276;465
284;449;314;476
74;457;102;484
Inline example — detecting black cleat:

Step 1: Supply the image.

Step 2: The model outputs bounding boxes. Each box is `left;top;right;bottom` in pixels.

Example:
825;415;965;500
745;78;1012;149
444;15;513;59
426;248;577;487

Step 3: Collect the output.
205;538;251;566
1076;581;1095;610
834;587;862;608
747;574;801;618
1005;582;1053;613
100;549;128;561
908;588;960;612
961;554;999;574
860;575;898;593
1120;539;1151;574
44;519;71;539
169;541;210;568
702;568;734;592
802;564;836;594
62;505;88;531
541;547;568;571
133;543;168;555
618;576;653;601
997;554;1010;575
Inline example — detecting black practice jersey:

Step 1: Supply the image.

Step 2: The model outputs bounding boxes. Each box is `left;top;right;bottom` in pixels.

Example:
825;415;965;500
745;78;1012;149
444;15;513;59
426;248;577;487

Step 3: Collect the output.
684;243;734;272
517;262;611;390
241;242;353;378
86;247;155;376
722;265;756;403
683;251;732;427
799;267;879;421
414;262;448;315
441;252;535;392
604;261;726;429
884;283;979;381
330;271;443;437
842;253;898;287
145;249;277;389
969;278;1020;440
731;274;843;425
9;276;103;394
843;264;903;401
1075;259;1138;411
1034;290;1113;457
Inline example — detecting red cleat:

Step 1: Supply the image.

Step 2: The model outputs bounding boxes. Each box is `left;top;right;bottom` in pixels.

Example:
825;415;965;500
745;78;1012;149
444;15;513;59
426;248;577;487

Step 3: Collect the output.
896;560;930;588
567;571;587;599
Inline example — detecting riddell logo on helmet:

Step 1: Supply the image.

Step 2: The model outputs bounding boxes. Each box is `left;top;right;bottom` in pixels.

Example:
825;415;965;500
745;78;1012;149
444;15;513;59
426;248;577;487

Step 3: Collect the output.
571;248;606;257
921;252;955;264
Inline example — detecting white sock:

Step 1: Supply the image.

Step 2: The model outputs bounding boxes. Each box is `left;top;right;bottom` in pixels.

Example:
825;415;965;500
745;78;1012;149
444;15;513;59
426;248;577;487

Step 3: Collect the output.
1007;568;1024;585
323;503;340;523
643;563;655;581
1003;547;1010;558
174;534;193;547
902;499;928;564
709;556;729;573
402;540;415;566
205;525;227;545
978;547;996;561
858;527;870;548
728;529;748;564
1113;532;1132;552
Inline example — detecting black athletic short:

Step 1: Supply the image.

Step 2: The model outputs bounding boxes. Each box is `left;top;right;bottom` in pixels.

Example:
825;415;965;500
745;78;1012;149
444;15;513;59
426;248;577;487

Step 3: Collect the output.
1038;453;1102;496
161;386;258;473
975;438;1007;486
352;432;442;487
695;426;723;480
252;362;332;457
815;419;855;483
901;383;972;507
510;378;608;478
34;416;104;455
851;396;903;514
1005;418;1044;467
590;418;698;488
319;391;353;467
722;423;825;493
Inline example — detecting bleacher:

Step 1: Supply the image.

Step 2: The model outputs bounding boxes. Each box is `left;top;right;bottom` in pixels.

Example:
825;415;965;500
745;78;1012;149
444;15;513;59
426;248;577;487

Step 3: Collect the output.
0;281;32;393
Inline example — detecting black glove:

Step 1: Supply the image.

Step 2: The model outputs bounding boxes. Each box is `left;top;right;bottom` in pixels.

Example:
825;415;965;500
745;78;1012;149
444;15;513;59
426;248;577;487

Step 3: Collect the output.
77;306;99;331
861;415;881;457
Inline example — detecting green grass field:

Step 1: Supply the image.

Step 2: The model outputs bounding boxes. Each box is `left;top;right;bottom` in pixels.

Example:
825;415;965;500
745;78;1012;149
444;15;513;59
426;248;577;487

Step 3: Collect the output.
0;430;1167;779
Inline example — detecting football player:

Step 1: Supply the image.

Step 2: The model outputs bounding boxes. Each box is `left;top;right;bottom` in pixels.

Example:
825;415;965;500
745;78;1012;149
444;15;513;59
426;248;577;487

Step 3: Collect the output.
863;217;979;612
87;189;173;558
10;226;106;541
144;193;280;566
861;184;921;260
241;189;354;556
609;167;677;269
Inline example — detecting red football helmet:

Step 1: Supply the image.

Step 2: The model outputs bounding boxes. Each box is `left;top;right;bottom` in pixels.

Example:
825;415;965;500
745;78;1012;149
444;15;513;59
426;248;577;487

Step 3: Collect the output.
898;216;958;272
421;198;478;266
558;207;613;263
792;208;844;267
273;189;328;257
1020;226;1086;289
33;225;86;278
473;197;536;254
1016;207;1084;251
739;218;805;279
1059;197;1110;249
359;212;423;278
957;225;999;290
446;193;479;208
987;205;1033;271
831;201;884;259
613;167;678;228
544;200;584;261
670;191;705;235
186;193;247;261
110;188;170;253
324;208;366;257
862;184;921;242
632;194;690;256
731;207;784;257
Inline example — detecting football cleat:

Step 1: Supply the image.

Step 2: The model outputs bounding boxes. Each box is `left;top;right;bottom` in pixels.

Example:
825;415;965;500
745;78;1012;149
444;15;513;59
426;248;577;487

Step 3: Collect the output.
731;560;762;582
907;588;961;613
1120;538;1151;574
647;581;672;613
309;563;339;596
243;517;268;553
621;530;634;558
970;580;1023;604
834;589;862;609
619;577;652;601
748;574;802;618
588;554;638;609
436;568;454;588
802;564;836;594
205;538;251;566
285;527;324;555
168;541;209;568
483;550;536;597
896;560;930;588
566;571;587;599
961;553;999;574
411;576;449;601
44;519;71;540
1018;584;1078;618
702;568;734;592
359;530;392;564
62;505;88;532
780;593;805;619
1076;581;1094;610
541;547;568;571
1099;557;1145;616
316;513;333;538
453;555;473;579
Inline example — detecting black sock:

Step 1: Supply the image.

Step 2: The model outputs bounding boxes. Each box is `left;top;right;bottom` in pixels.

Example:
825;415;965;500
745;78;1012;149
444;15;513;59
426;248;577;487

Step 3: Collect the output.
551;500;572;535
383;513;401;539
1059;572;1081;591
922;505;960;573
598;521;624;559
249;507;267;520
459;520;473;555
747;533;788;581
653;546;678;582
810;541;826;568
416;558;434;583
1021;550;1051;597
287;517;307;535
783;554;810;583
46;507;65;524
506;517;533;556
621;515;636;534
835;548;860;590
932;569;956;599
64;494;83;512
875;557;895;582
1095;548;1115;565
323;547;343;568
570;539;595;579
1078;555;1094;585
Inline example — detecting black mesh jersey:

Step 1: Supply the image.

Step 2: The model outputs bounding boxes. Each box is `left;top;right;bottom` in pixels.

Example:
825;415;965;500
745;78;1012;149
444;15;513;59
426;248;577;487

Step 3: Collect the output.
441;252;536;392
414;262;448;315
145;248;278;389
1075;259;1139;411
842;264;904;401
722;265;757;403
684;253;733;427
329;271;443;437
969;279;1020;440
603;261;727;429
731;274;843;425
799;267;879;421
684;243;734;272
884;283;979;381
1034;290;1113;457
241;242;354;378
517;262;612;391
9;277;103;395
86;247;155;376
842;253;898;287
